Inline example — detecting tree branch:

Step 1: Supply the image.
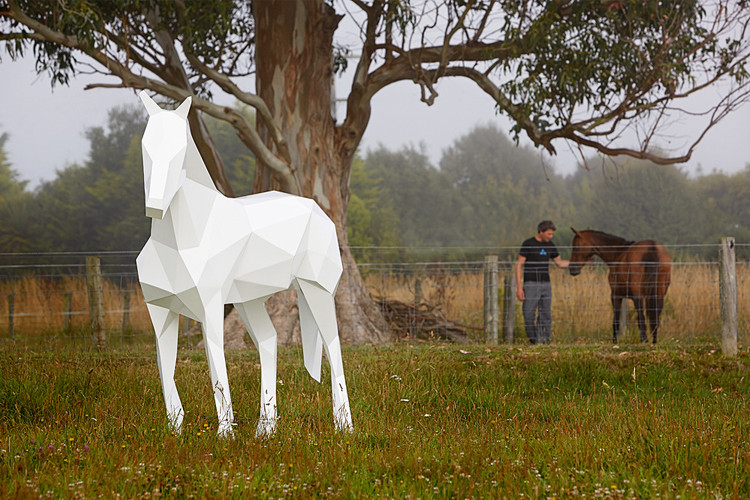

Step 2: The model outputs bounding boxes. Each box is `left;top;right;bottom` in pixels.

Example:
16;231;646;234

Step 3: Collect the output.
184;52;292;166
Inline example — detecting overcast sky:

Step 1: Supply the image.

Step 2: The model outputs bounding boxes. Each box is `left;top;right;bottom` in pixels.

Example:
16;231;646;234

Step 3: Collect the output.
1;54;749;189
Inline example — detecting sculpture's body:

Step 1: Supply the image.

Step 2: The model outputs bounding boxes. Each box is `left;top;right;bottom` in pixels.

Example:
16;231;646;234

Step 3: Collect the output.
136;92;352;437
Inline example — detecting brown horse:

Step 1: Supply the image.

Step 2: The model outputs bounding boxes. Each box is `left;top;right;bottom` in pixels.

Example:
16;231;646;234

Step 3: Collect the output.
568;229;671;344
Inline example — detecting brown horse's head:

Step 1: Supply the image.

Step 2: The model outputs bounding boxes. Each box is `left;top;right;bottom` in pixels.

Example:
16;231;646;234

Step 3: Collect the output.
569;228;595;276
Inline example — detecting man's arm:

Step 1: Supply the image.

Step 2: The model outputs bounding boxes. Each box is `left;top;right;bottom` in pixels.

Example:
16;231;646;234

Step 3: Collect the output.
515;255;526;301
552;256;569;268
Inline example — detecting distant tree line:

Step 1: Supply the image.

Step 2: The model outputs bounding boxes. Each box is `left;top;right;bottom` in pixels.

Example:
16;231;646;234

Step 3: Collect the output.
0;104;254;255
0;106;748;261
351;127;750;261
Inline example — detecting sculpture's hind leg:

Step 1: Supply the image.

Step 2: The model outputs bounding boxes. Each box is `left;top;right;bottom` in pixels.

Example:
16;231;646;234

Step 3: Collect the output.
200;297;235;437
296;279;353;432
147;304;184;432
235;299;279;437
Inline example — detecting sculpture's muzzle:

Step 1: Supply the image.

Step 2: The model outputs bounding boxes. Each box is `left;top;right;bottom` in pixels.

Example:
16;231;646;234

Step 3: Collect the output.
146;203;165;220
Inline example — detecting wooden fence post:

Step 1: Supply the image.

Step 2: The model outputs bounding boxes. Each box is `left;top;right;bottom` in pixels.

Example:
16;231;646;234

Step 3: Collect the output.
64;292;73;334
86;256;106;350
484;255;499;344
414;277;422;306
8;292;14;341
502;273;516;343
719;237;738;357
121;291;131;333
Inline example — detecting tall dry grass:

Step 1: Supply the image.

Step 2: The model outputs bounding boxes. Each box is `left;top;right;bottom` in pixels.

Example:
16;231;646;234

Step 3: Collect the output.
0;276;152;340
365;262;750;343
1;262;747;345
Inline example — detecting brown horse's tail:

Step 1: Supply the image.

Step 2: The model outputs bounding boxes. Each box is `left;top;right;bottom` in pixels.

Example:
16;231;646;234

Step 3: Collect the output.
643;242;671;318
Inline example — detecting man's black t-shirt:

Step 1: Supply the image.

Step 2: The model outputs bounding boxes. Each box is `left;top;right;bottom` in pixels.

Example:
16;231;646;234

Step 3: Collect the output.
519;237;560;283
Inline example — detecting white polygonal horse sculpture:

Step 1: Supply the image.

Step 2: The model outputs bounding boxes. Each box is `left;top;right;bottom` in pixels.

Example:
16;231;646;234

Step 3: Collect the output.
135;91;353;437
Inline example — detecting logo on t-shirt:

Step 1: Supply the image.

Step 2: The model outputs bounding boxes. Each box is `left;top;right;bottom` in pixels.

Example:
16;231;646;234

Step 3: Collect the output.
540;249;547;256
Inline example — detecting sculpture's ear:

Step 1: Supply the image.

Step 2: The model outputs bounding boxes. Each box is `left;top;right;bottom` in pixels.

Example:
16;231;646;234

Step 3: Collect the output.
174;96;192;119
139;91;162;116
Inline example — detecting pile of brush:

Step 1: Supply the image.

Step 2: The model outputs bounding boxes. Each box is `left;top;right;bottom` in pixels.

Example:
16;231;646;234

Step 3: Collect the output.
377;298;476;343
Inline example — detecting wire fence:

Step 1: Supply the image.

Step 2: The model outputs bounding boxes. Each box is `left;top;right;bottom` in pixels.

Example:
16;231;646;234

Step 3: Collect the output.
0;244;747;350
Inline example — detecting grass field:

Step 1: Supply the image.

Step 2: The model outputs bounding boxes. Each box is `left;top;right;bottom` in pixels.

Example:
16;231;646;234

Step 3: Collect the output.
2;344;748;498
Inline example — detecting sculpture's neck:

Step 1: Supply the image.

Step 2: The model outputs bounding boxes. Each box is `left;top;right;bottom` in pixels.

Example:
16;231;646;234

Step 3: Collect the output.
184;129;217;190
151;131;222;243
154;178;221;247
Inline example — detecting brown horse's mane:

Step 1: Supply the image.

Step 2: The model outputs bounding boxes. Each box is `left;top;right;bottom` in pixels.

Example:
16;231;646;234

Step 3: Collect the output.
579;229;635;247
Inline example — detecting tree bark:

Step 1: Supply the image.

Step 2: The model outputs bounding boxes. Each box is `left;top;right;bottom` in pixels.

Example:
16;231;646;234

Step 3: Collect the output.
253;0;390;344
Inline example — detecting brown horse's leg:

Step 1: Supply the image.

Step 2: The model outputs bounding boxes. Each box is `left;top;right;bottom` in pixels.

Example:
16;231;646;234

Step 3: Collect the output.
611;295;623;344
632;297;647;343
647;295;664;344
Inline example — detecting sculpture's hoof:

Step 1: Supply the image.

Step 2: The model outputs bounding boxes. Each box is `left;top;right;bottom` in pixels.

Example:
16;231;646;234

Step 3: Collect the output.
334;412;354;433
256;417;277;438
168;416;184;435
217;423;235;439
335;421;354;433
334;405;353;433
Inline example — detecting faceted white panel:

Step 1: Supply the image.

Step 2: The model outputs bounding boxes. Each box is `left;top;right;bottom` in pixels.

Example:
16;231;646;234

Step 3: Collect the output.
136;92;353;437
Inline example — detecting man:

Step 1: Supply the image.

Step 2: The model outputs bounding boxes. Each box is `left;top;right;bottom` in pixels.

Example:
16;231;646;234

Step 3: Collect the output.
515;220;569;344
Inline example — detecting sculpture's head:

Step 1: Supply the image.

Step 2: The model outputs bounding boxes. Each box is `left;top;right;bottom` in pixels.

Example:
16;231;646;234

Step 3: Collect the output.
139;91;192;219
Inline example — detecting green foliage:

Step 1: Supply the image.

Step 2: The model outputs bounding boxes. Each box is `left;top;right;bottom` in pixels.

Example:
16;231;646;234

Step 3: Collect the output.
0;133;35;252
0;132;27;197
438;124;570;253
0;103;260;254
2;1;253;97
346;156;400;262
567;160;706;244
352;126;750;263
693;165;750;258
1;345;748;497
2;109;749;260
363;145;462;249
28;105;150;252
498;0;715;139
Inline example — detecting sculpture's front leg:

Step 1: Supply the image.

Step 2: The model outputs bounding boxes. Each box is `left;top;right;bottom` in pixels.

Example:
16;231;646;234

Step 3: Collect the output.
201;298;235;437
147;304;184;432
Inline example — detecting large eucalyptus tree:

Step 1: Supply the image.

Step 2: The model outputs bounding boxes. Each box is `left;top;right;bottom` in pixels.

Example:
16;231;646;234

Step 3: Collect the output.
2;0;748;342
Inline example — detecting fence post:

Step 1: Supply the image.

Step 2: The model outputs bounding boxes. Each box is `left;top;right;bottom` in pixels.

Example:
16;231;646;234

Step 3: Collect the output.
86;256;106;350
64;292;73;334
502;273;516;343
414;277;422;306
484;255;499;344
121;291;131;333
8;292;14;341
719;237;737;357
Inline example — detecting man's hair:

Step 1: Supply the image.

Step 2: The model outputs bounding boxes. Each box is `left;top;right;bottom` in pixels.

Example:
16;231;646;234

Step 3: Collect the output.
537;220;556;233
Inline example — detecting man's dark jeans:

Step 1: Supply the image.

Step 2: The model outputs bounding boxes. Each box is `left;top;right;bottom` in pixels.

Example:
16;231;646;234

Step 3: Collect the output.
522;281;552;344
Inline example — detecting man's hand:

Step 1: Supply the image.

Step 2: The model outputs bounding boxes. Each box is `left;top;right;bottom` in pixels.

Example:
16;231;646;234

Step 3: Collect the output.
515;255;526;302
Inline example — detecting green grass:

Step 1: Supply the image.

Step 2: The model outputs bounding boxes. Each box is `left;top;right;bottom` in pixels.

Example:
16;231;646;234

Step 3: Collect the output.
1;343;748;498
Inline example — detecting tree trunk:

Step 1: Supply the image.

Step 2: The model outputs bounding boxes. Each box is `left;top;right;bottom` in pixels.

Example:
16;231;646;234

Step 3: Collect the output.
253;0;390;344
